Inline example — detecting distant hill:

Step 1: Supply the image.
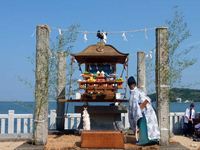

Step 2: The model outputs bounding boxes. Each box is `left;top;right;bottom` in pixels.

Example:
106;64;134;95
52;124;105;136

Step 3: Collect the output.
148;88;200;102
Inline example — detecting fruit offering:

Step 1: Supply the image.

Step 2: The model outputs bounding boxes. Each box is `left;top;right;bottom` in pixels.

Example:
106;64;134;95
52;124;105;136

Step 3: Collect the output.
116;77;123;82
87;77;96;82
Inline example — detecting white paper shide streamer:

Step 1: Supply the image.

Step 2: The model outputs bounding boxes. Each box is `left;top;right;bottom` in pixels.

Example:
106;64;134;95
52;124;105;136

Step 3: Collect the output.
83;32;88;42
122;32;128;41
58;28;62;35
149;50;152;59
49;26;159;42
146;50;153;59
82;107;90;130
102;32;107;43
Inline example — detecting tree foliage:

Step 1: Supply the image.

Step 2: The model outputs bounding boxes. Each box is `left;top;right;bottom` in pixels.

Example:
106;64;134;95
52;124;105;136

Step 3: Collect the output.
48;24;79;100
146;7;196;94
166;6;196;87
18;24;79;101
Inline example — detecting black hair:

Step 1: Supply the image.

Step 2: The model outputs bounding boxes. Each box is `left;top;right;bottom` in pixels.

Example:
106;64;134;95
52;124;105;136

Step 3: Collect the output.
190;103;194;108
127;76;136;86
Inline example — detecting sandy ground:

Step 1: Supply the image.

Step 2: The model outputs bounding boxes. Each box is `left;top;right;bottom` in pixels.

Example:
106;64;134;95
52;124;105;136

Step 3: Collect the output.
0;135;200;150
45;134;81;149
0;141;26;150
170;135;200;150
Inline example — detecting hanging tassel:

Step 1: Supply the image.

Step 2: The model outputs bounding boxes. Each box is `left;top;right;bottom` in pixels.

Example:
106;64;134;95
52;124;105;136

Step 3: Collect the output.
124;58;128;70
89;64;92;71
110;65;112;70
78;64;83;73
83;32;88;42
122;32;128;41
96;64;98;70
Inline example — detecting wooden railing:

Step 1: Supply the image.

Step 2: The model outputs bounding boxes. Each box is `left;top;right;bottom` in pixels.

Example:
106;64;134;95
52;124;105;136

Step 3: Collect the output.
0;110;185;139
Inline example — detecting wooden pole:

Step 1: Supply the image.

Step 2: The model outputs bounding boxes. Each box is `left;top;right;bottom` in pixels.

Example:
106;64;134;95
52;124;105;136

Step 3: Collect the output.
137;51;146;93
155;27;170;145
56;51;66;131
34;25;50;145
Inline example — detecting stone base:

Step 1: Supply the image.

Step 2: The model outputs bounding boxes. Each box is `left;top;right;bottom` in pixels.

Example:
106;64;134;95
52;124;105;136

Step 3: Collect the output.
75;105;127;130
81;130;124;149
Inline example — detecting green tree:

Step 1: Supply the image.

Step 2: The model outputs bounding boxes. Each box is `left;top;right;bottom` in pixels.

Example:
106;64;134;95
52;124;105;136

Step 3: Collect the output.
49;24;79;100
18;24;79;101
166;6;196;88
166;7;197;100
146;7;196;96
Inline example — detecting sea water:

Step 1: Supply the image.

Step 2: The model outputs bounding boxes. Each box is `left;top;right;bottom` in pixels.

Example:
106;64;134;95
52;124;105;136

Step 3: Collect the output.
0;101;200;114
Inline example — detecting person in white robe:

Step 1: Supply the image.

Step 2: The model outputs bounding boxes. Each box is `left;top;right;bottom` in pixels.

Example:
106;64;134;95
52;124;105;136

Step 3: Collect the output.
128;76;160;145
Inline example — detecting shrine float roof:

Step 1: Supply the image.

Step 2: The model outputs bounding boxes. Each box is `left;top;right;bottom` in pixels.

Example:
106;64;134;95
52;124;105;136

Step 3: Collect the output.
72;42;129;64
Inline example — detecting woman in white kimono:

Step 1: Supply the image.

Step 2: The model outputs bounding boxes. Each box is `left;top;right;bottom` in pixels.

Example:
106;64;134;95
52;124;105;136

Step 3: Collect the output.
128;76;160;145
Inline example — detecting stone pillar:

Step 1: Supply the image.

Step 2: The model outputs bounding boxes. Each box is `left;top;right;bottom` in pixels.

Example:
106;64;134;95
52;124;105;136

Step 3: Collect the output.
34;25;50;145
56;51;66;131
155;27;170;145
137;51;146;93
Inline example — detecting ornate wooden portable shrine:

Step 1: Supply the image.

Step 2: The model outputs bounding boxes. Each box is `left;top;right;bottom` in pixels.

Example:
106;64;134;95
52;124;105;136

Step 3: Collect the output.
72;42;129;102
71;42;129;149
57;41;129;148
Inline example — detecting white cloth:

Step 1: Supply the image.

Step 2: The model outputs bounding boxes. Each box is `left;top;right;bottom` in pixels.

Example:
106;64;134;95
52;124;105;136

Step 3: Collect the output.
82;107;91;130
128;87;160;140
184;108;195;123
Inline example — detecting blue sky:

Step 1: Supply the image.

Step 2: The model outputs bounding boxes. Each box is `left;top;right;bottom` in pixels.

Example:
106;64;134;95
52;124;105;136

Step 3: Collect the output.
0;1;200;101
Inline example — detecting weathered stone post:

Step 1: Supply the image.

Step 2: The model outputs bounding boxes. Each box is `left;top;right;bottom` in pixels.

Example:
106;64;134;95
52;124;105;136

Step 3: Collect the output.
56;51;66;131
155;27;170;145
137;51;146;93
34;25;50;145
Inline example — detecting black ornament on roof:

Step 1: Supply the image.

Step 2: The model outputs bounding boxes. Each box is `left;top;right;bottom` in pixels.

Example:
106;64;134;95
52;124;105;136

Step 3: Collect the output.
96;30;107;43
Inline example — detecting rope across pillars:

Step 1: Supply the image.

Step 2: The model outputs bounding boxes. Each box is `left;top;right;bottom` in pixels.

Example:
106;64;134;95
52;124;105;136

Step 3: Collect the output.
33;25;50;145
155;27;170;146
56;51;66;131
